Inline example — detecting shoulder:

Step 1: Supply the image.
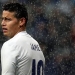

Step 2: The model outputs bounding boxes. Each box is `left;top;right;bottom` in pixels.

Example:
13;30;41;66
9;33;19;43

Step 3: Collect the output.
2;31;39;50
1;37;23;52
1;40;21;58
12;31;39;46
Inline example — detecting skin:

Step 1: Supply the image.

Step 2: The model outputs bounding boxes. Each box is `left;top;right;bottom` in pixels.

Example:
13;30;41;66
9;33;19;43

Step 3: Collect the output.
1;10;26;38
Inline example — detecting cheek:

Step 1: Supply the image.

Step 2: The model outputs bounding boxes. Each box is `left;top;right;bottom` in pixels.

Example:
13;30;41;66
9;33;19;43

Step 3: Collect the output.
7;23;19;37
8;22;19;30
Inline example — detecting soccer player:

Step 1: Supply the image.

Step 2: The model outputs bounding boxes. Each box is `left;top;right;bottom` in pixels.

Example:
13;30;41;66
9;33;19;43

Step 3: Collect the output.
1;2;45;75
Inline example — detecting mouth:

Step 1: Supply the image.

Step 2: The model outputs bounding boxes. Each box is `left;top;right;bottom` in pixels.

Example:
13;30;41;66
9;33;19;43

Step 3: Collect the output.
2;28;7;32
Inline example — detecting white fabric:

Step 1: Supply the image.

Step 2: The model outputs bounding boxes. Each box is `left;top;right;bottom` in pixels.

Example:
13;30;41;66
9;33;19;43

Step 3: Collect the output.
1;31;45;75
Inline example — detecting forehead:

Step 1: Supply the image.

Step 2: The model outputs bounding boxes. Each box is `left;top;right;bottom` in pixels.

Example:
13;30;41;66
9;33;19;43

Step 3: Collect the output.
2;10;15;18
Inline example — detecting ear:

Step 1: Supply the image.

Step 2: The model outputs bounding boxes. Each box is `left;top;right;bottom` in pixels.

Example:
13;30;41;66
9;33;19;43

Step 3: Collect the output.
19;17;26;27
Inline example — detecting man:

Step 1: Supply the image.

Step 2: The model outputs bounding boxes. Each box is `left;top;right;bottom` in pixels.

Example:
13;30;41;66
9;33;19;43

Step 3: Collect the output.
1;2;45;75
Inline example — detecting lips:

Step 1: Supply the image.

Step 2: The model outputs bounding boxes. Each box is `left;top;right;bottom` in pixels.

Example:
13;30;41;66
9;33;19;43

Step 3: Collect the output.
2;28;7;32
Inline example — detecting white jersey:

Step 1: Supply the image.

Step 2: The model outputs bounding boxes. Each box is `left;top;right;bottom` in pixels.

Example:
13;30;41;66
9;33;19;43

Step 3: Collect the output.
1;31;45;75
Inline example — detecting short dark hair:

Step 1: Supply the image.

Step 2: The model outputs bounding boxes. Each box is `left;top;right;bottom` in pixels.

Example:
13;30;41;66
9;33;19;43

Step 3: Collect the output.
2;2;28;26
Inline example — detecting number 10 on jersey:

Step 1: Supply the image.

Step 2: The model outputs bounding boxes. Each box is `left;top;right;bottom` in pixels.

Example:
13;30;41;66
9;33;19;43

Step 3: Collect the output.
32;59;44;75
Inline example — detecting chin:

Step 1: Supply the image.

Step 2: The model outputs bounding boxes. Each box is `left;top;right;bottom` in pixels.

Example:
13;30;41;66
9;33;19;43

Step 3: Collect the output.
3;33;8;37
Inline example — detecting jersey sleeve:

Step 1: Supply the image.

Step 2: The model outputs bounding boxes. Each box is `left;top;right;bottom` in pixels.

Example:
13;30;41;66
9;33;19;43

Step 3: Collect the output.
1;43;19;75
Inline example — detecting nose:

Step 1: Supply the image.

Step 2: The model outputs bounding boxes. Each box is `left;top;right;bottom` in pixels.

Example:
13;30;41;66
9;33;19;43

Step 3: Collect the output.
1;20;6;26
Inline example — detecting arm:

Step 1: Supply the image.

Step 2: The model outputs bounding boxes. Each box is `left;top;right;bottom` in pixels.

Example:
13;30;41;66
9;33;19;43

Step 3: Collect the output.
1;43;17;75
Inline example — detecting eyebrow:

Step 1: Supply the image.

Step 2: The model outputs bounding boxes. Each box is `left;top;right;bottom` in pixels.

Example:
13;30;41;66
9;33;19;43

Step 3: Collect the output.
2;17;12;21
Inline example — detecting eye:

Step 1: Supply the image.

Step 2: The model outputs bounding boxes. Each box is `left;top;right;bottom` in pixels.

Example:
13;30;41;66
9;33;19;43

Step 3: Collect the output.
5;18;11;21
1;17;3;20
